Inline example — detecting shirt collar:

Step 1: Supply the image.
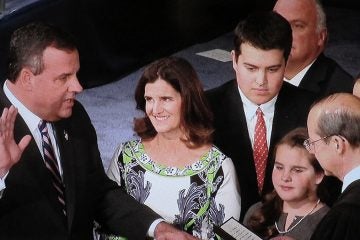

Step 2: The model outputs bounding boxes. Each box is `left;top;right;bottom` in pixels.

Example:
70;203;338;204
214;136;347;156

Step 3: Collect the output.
342;165;360;192
3;80;41;133
284;59;316;86
238;85;278;120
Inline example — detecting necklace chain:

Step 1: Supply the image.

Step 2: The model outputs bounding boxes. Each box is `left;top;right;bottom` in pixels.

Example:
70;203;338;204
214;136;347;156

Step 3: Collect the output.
275;199;320;234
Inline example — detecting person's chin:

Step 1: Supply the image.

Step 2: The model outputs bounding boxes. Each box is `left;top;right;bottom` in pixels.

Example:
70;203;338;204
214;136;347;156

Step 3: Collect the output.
251;95;272;105
60;109;73;119
276;187;295;198
324;170;335;177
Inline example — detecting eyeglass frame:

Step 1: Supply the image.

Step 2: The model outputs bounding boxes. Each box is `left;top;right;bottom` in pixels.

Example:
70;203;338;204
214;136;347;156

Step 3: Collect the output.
303;135;332;153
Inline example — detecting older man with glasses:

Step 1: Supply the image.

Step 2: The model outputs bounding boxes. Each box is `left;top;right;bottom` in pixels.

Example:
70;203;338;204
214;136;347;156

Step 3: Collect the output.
304;135;335;153
306;93;360;240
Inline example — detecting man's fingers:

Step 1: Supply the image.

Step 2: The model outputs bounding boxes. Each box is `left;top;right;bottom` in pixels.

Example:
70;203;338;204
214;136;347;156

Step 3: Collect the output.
18;135;32;152
0;108;9;136
0;106;18;139
0;107;9;120
6;106;18;138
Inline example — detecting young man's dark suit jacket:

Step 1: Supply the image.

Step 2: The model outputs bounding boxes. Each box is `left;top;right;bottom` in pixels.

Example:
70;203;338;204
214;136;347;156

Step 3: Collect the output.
206;80;316;221
0;90;159;239
311;179;360;240
299;53;354;98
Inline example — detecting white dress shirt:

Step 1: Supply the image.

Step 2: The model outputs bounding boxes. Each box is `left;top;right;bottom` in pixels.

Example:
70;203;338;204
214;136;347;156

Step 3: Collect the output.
0;80;63;191
342;165;360;193
238;86;277;148
284;60;315;87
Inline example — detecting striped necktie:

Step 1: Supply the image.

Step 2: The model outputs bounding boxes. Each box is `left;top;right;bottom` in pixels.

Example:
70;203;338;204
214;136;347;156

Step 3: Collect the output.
39;120;66;216
253;108;268;192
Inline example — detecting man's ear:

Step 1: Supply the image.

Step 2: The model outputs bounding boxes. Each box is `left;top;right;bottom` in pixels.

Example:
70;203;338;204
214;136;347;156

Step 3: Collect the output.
18;68;34;90
318;28;328;47
231;50;238;71
332;135;345;154
315;171;325;185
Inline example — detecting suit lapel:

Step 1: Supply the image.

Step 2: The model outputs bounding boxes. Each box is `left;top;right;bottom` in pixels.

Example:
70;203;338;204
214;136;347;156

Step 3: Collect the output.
0;89;68;226
223;81;253;156
222;81;258;191
12;111;69;220
264;83;306;192
0;90;55;199
299;54;328;93
54;121;76;230
271;89;297;148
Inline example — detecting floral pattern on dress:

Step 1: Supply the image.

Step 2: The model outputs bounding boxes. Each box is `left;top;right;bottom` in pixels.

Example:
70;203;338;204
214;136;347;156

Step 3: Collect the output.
117;139;234;238
125;168;151;204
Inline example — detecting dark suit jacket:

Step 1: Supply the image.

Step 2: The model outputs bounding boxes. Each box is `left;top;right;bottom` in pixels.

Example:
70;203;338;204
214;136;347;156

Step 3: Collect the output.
299;53;354;98
0;90;159;240
206;80;316;220
311;179;360;240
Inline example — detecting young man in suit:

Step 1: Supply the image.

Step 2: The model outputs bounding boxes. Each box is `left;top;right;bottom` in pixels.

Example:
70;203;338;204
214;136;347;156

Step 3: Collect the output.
0;22;197;240
206;11;316;220
306;93;360;240
273;0;354;97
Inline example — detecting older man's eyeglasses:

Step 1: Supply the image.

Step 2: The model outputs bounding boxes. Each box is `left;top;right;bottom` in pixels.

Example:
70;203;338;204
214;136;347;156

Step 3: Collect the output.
303;135;332;153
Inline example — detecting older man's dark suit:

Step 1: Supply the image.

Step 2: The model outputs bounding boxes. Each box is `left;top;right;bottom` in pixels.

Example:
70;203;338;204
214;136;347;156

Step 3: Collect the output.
311;180;360;240
0;90;159;239
299;53;354;98
206;80;315;220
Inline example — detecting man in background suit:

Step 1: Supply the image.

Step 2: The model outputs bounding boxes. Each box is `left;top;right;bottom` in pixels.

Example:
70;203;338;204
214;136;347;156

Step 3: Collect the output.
306;93;360;240
206;11;315;220
0;22;196;240
274;0;354;98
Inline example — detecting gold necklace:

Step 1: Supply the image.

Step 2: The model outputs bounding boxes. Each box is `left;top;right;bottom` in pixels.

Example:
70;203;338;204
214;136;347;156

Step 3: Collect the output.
275;199;320;234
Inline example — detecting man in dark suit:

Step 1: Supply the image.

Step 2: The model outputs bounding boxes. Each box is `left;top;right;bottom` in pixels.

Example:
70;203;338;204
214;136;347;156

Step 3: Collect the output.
306;93;360;240
273;0;354;98
206;11;316;220
0;22;196;240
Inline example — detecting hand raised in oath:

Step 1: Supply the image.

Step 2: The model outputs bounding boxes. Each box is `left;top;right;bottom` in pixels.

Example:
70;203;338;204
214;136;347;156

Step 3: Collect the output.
0;106;31;178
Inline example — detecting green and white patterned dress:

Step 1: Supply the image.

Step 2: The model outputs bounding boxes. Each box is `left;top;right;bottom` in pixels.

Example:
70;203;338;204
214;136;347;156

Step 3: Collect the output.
107;139;241;239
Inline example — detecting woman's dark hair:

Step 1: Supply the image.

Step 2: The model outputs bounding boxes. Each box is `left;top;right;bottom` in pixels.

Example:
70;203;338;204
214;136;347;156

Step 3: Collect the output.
246;127;326;239
133;56;213;148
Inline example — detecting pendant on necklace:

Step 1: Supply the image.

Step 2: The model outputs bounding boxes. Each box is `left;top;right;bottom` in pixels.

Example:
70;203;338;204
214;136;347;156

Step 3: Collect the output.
275;199;321;234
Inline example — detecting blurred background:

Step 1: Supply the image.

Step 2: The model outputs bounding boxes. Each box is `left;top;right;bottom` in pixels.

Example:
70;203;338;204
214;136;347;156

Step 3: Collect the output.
0;0;358;88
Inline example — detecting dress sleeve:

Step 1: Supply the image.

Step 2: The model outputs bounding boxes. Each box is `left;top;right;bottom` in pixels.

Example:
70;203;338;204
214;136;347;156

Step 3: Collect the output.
214;156;242;222
107;143;124;186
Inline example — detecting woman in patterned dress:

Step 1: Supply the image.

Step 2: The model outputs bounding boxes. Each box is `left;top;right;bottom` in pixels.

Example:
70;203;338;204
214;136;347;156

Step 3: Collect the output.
106;56;241;239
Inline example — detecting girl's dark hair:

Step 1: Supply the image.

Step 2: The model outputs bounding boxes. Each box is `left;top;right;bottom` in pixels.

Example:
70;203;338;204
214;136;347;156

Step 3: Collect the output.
246;127;326;239
246;190;282;239
133;56;213;148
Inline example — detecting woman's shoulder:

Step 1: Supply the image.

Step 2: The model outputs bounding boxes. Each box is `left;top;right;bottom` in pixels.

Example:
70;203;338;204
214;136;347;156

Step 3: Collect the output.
209;145;237;170
209;145;231;161
112;139;142;160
